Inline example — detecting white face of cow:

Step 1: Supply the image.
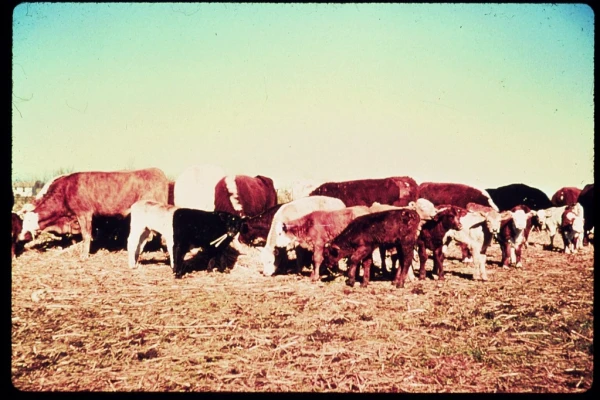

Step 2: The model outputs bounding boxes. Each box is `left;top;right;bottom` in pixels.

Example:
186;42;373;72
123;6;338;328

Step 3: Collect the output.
415;198;437;220
512;210;528;231
19;211;40;240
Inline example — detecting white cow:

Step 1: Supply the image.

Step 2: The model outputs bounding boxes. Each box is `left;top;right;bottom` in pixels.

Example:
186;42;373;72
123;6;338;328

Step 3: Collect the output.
535;206;567;249
173;164;226;210
127;200;178;269
561;203;585;254
261;196;346;276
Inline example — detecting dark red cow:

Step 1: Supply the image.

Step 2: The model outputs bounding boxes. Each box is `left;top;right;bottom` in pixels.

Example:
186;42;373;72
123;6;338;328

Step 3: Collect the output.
309;176;418;207
279;206;372;281
415;206;466;281
19;168;169;258
238;204;284;247
551;187;581;207
497;205;535;268
418;182;499;210
322;209;421;288
214;175;277;217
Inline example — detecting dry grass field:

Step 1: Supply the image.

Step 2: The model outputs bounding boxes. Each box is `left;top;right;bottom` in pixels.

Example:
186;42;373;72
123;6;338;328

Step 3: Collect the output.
11;228;593;393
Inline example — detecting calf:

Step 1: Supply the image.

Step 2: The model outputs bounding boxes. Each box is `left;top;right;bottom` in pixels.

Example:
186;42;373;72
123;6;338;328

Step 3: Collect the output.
497;205;535;268
322;209;421;288
127;200;178;269
415;206;466;281
561;203;585;254
12;213;30;258
535;206;567;249
279;206;372;281
172;209;245;278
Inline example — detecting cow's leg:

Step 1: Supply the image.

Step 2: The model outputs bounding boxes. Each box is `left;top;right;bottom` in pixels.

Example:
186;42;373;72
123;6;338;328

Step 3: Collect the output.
514;244;523;268
346;259;358;287
346;246;371;287
392;243;413;289
361;256;373;288
501;242;510;269
172;240;187;279
459;242;472;263
165;236;175;270
127;226;150;268
77;213;93;258
311;246;325;282
417;242;428;280
433;246;445;280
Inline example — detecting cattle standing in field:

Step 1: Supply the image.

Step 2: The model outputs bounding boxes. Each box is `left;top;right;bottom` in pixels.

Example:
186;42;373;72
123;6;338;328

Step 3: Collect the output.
261;196;346;276
440;206;504;281
309;176;418;207
127;200;178;269
551;187;582;207
173;164;226;210
535;206;567;250
417;182;499;210
238;204;284;247
214;175;277;217
278;206;372;281
415;206;466;281
561;203;585;254
19;168;169;258
497;205;535;268
322;208;421;288
577;184;594;245
172;209;245;278
485;183;552;212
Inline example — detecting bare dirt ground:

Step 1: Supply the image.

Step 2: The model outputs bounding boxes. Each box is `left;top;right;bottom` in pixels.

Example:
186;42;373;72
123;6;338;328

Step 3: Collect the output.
11;230;593;393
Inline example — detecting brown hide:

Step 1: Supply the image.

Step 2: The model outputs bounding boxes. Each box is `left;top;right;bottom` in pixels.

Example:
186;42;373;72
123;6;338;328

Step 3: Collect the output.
309;177;418;207
214;175;277;217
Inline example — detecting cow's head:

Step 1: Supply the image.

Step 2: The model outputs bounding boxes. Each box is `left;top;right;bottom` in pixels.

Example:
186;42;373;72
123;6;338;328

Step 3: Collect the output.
217;212;245;238
433;206;463;231
484;210;502;235
323;242;342;265
511;209;532;231
415;198;437;220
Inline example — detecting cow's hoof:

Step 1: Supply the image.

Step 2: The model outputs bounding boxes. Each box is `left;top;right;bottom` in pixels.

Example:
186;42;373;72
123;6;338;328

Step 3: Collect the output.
345;279;355;287
360;282;369;288
462;257;473;263
502;265;509;270
395;281;404;289
515;262;522;268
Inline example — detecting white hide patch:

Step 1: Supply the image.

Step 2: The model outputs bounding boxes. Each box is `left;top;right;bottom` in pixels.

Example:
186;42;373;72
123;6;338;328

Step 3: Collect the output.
19;211;40;240
512;210;528;231
480;189;500;212
224;175;243;213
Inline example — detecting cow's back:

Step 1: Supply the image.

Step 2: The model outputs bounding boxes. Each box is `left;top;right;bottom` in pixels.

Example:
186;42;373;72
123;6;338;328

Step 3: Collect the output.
419;182;497;210
577;184;594;231
551;187;582;207
310;177;417;207
214;175;277;217
64;168;168;216
486;183;552;211
334;209;420;246
174;164;226;210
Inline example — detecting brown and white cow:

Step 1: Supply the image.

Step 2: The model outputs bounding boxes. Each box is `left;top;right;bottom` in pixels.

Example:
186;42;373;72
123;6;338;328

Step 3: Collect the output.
173;164;226;210
11;213;31;258
19;168;169;258
214;175;277;217
551;187;582;207
309;176;418;207
278;206;372;281
261;196;346;276
238;204;284;247
415;206;466;281
322;208;421;289
418;182;499;211
561;203;585;254
497;205;536;268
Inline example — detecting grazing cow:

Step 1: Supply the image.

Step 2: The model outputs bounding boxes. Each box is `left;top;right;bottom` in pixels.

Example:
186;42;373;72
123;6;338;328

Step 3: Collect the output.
172;209;245;278
214;175;277;217
415;206;466;281
551;187;582;207
19;168;169;258
173;164;226;210
11;213;30;258
322;209;421;288
561;203;585;254
310;176;418;207
497;205;535;268
127;200;178;269
417;182;499;210
261;196;346;276
238;204;284;247
577;184;594;245
485;183;552;212
535;206;567;249
278;206;372;281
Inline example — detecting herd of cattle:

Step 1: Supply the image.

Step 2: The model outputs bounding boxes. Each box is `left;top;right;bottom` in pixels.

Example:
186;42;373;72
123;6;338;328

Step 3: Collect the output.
11;165;594;288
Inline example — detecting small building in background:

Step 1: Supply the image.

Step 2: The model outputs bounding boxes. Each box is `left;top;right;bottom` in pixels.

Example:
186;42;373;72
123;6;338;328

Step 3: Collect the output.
13;180;44;197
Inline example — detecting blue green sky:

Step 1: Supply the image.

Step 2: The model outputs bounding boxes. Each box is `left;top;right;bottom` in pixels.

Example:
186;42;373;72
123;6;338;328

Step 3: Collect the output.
12;3;594;196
